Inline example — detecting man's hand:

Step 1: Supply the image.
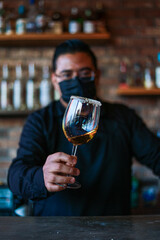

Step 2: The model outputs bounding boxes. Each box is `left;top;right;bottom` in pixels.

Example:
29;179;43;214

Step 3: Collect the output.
43;152;80;192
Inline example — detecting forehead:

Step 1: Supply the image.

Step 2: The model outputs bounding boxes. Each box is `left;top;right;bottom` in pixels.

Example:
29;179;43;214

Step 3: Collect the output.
55;52;94;72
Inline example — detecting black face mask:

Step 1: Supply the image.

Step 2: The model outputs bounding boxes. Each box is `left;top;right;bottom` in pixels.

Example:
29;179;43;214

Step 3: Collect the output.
59;77;96;103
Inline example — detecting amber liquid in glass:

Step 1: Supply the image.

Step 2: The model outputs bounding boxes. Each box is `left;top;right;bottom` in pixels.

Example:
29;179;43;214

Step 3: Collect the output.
63;126;98;145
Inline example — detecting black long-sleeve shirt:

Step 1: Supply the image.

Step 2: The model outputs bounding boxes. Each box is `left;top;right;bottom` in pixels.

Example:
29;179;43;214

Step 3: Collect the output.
7;100;160;216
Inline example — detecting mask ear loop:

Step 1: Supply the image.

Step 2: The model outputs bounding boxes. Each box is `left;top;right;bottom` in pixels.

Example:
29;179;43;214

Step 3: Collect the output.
90;71;95;81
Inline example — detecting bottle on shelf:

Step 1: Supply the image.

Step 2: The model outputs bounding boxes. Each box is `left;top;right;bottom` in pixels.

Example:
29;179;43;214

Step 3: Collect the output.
35;0;46;33
13;64;23;110
143;56;154;89
155;52;160;88
5;10;16;35
39;65;51;107
5;17;13;35
48;11;63;34
0;64;9;110
119;61;129;88
68;7;82;34
132;62;143;87
83;8;95;34
0;1;5;34
95;2;107;33
16;5;26;35
26;0;37;33
26;62;35;110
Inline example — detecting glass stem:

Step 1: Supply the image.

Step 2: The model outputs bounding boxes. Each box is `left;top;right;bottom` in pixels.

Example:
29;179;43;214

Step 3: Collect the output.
71;145;78;156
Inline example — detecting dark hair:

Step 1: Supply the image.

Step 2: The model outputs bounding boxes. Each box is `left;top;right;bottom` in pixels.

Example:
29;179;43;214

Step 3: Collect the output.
52;39;97;72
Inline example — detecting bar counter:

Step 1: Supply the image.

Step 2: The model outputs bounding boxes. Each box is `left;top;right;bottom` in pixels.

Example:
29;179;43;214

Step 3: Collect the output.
0;215;160;240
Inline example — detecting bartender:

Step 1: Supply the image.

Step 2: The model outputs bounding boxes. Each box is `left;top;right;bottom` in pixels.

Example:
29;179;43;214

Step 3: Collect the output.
8;39;160;216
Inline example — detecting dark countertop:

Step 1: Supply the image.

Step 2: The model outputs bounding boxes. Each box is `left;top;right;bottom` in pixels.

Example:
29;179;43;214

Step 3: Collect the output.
0;215;160;240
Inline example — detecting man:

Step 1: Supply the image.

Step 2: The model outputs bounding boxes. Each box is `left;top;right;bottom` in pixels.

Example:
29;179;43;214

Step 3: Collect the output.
8;39;160;216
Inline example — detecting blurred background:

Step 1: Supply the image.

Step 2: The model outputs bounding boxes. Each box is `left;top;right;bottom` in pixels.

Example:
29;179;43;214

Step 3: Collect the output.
0;0;160;216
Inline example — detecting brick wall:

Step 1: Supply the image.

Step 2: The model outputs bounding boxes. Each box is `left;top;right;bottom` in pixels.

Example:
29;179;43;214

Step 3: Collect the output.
1;0;160;184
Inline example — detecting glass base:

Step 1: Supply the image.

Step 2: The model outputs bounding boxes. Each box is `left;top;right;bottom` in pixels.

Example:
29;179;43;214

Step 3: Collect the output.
67;181;81;189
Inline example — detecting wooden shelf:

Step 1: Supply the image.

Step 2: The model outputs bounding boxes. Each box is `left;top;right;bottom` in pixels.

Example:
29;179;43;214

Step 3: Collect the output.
117;87;160;96
0;110;34;117
0;32;110;47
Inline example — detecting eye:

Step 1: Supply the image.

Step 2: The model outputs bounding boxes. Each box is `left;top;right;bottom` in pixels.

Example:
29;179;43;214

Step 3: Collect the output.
80;70;92;77
61;72;72;79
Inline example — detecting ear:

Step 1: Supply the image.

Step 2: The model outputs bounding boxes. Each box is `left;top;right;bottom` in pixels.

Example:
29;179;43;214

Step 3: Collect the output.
51;73;62;100
51;73;58;90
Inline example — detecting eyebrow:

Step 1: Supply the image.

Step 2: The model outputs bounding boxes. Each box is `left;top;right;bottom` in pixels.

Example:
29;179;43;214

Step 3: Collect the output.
59;67;92;74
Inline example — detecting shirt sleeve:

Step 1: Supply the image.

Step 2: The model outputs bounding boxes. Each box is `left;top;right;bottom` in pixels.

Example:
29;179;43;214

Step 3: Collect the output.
130;108;160;176
7;112;50;200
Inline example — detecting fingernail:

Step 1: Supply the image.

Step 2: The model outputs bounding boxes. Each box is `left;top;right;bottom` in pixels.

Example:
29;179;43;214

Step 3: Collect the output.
76;169;80;176
72;158;77;164
70;178;75;183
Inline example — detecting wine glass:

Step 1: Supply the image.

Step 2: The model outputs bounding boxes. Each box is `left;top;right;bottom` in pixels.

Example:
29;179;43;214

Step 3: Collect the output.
62;95;102;189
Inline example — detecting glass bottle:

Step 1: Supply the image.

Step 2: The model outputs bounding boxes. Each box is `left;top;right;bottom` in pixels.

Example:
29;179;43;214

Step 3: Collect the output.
95;2;106;33
0;64;9;110
132;62;143;87
48;11;63;34
68;7;81;34
155;52;160;88
26;62;35;110
144;56;154;89
13;64;23;110
35;0;46;33
0;1;4;34
16;5;26;35
5;10;16;35
39;65;51;107
119;61;129;88
26;0;37;33
5;16;13;35
83;8;95;34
